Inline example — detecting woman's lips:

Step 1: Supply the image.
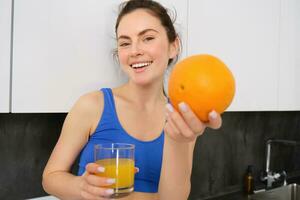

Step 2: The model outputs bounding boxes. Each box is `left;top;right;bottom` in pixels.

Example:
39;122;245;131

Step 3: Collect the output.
131;61;153;68
130;61;153;73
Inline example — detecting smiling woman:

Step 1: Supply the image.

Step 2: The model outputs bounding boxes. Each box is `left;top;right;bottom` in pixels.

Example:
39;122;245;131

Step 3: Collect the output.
42;1;222;200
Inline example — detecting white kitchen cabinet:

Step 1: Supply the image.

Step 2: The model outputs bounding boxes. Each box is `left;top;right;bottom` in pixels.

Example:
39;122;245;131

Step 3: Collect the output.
188;0;281;111
0;0;12;113
12;0;187;112
12;0;125;112
278;0;300;110
12;0;298;112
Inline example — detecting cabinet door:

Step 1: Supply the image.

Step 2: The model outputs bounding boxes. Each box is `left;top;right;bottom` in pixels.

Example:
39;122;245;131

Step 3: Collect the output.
188;0;280;111
0;0;12;113
161;0;188;58
159;0;188;94
12;0;187;112
12;0;125;112
278;0;300;110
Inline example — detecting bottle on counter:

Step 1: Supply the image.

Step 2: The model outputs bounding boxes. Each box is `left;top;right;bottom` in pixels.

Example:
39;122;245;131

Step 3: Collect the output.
244;165;254;194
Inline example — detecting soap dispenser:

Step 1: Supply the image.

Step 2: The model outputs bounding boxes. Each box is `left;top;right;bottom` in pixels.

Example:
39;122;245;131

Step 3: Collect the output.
244;165;254;194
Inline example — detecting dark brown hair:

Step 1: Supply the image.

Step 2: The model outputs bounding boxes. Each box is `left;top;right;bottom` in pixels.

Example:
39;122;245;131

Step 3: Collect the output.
115;0;180;65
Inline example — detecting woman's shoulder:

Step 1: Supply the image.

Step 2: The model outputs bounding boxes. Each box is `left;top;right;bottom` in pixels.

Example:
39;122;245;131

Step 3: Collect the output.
77;90;103;108
69;90;104;118
67;90;105;135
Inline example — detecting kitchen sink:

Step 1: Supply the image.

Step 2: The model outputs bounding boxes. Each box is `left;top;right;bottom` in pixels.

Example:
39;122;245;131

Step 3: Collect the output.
250;183;300;200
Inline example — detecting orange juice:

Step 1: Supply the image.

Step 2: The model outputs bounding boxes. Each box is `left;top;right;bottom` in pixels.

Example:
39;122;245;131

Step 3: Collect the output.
96;158;134;190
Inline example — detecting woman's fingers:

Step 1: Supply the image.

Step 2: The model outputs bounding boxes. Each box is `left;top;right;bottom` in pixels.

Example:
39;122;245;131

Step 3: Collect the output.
165;102;222;142
84;163;116;187
165;103;201;141
206;110;222;129
177;102;206;134
86;163;105;174
82;163;116;199
165;113;186;141
81;183;114;199
85;174;115;187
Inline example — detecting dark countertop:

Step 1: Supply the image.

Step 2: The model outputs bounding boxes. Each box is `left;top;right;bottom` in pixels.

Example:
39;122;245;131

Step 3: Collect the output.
201;191;250;200
203;175;300;200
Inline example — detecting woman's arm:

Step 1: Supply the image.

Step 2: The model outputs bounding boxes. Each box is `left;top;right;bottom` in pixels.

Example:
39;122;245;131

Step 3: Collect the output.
158;138;196;200
42;91;110;199
158;102;222;200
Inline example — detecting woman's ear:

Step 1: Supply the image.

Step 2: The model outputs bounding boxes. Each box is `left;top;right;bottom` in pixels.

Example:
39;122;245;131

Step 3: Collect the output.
169;36;180;59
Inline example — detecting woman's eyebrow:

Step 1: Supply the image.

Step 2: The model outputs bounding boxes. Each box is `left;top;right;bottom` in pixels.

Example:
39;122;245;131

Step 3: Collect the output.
138;28;158;36
118;28;158;40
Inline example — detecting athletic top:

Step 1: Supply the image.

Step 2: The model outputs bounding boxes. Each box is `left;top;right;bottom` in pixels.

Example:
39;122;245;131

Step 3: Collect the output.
77;88;164;193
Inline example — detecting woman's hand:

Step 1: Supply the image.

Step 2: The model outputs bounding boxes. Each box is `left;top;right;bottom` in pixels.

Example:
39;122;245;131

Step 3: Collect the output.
80;163;139;200
80;163;116;200
164;102;222;142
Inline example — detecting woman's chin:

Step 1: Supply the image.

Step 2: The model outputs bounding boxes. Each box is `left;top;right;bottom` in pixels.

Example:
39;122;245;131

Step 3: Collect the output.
130;78;153;87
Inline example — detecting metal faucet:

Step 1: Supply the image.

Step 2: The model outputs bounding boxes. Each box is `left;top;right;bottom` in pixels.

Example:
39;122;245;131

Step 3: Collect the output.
262;139;300;189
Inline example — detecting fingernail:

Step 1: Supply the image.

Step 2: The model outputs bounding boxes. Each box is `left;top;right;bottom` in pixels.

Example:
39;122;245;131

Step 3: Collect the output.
166;103;174;112
209;110;218;119
105;189;114;195
97;166;105;172
178;102;188;112
106;178;115;184
136;167;140;173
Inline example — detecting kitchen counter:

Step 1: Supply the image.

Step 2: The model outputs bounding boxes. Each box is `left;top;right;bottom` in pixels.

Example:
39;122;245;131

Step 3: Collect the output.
31;194;249;200
200;191;250;200
27;196;59;200
203;176;300;200
28;176;300;200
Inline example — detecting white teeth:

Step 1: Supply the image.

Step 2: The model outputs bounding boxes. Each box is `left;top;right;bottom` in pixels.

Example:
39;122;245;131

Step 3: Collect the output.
132;62;152;68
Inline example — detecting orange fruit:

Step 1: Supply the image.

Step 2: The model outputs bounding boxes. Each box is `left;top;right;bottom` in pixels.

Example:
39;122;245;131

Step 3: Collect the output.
168;54;235;122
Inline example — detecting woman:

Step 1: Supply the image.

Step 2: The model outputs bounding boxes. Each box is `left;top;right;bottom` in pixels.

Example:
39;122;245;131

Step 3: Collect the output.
42;1;222;199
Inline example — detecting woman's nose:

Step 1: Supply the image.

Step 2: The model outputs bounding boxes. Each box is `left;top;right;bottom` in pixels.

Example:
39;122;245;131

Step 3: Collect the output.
130;42;143;56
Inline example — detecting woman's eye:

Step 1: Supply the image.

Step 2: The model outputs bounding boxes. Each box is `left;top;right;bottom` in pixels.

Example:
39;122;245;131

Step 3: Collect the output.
144;37;154;42
119;42;130;47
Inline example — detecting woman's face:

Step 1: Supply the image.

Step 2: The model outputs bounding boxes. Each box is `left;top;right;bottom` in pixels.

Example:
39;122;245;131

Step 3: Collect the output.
117;9;178;86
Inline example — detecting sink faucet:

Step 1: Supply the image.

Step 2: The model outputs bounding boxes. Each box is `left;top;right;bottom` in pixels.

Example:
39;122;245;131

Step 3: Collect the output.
261;139;300;189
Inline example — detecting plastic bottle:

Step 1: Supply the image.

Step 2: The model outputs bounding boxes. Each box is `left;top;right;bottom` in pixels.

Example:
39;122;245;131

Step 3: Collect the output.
244;165;254;194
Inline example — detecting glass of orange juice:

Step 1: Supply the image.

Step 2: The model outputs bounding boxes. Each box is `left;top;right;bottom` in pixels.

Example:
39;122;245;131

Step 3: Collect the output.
94;143;135;198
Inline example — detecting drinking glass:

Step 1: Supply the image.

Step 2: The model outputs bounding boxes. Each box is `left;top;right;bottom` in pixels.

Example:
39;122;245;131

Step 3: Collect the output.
94;143;135;198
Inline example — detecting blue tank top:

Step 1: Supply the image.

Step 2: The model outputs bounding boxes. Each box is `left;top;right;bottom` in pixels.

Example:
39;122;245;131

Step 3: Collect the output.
77;88;164;193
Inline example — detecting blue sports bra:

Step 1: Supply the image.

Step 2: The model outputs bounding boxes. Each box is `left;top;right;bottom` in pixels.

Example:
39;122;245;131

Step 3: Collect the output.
77;88;164;193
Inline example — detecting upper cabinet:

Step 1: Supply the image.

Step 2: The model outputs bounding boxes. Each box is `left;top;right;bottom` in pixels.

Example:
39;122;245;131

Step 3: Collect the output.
278;0;300;110
12;0;125;112
12;0;187;112
188;0;281;111
8;0;300;112
0;0;12;113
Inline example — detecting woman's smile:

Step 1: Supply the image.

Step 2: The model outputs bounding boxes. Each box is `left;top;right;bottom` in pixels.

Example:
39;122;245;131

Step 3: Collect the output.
130;61;153;73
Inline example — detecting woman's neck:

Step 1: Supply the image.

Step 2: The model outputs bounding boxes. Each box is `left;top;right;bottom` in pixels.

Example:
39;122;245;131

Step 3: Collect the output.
117;82;167;110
